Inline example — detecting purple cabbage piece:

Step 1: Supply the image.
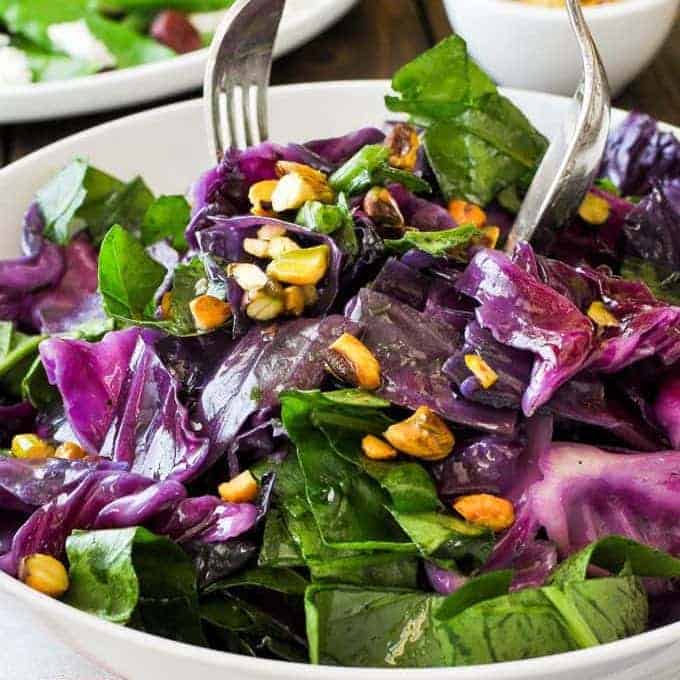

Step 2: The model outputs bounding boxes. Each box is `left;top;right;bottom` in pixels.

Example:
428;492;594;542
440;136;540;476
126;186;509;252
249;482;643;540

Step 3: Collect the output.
434;435;525;499
0;205;64;293
388;183;456;231
29;236;104;334
347;288;517;436
0;456;125;513
198;215;344;315
305;127;385;166
424;561;468;595
41;328;212;483
372;257;430;310
0;402;36;447
654;370;680;449
0;468;257;575
198;315;358;468
600;112;680;197
623;179;680;269
457;248;593;416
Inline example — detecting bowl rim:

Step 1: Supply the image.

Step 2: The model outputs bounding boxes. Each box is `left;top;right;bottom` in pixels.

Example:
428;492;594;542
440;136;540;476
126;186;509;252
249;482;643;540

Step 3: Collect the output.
444;0;680;20
1;84;680;677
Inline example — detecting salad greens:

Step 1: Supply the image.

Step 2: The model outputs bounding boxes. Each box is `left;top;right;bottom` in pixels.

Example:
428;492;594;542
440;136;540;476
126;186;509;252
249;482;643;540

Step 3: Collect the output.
2;34;680;671
0;0;235;85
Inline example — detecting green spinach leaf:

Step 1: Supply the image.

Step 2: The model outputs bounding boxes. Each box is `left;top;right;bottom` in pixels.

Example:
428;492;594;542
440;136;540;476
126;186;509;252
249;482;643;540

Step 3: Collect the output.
140;195;191;252
205;567;309;597
621;257;680;306
98;225;167;323
65;527;205;645
0;322;46;399
384;225;483;259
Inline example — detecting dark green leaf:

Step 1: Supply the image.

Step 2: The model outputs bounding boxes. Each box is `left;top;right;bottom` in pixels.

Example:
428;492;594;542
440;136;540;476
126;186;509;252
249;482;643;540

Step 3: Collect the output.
373;165;431;194
140;195;191;252
205;567;309;597
65;527;204;645
321;389;391;409
98;225;167;323
434;570;514;621
258;508;305;568
621;257;680;306
309;553;418;589
0;322;46;399
329;145;389;195
305;585;450;667
20;356;58;409
384;225;482;258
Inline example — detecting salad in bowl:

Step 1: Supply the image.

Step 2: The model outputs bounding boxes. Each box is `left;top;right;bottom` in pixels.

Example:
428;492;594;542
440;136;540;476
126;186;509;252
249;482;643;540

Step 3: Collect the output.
0;0;235;86
2;37;680;669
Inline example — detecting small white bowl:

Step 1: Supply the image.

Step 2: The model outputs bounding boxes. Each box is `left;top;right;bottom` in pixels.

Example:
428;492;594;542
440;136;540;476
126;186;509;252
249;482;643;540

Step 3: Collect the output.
442;0;679;96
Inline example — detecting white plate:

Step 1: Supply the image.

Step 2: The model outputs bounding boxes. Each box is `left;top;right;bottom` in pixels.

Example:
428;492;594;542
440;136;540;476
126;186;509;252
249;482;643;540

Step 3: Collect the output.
1;82;680;680
0;0;359;123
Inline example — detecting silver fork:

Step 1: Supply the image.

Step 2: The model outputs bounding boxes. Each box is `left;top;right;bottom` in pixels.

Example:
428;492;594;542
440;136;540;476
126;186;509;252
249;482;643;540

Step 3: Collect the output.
504;0;610;255
204;0;286;160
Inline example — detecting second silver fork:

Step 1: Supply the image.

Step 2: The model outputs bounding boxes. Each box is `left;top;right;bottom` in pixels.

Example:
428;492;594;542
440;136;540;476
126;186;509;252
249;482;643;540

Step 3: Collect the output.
204;0;286;160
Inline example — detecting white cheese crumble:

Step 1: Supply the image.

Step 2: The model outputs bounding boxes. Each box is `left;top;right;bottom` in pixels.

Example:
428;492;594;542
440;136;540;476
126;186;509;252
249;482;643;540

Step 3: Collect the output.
0;45;32;86
47;19;116;70
0;32;10;48
188;10;228;35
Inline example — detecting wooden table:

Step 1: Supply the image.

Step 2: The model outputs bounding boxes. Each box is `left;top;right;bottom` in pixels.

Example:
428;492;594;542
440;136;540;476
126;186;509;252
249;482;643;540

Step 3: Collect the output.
1;0;678;168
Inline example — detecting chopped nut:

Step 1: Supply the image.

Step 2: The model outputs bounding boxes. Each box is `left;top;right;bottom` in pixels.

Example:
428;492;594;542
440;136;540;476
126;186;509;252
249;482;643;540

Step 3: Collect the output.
54;442;87;460
301;284;319;307
587;301;619;328
190;295;232;331
257;223;287;241
243;238;270;259
248;180;279;216
272;162;334;212
283;286;305;317
363;187;406;237
228;262;269;291
11;434;55;460
464;354;499;389
218;470;259;503
578;192;611;225
267;245;329;286
19;554;69;598
194;277;208;296
448;200;487;228
384;406;454;461
326;333;381;390
480;226;501;249
246;294;284;321
362;434;397;460
267;236;301;259
453;494;515;532
160;292;172;320
385;123;421;171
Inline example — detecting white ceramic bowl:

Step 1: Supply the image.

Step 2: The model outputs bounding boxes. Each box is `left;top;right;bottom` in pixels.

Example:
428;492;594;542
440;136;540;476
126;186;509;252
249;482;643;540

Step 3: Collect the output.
1;82;680;680
442;0;679;96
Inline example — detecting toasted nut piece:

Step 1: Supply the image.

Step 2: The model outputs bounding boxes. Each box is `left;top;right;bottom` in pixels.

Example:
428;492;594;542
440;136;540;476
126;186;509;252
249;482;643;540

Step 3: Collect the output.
194;277;208;296
267;236;301;259
218;470;259;503
228;262;269;291
243;238;271;259
362;434;397;460
385;123;421;171
19;554;69;598
384;406;454;461
11;434;55;460
246;294;285;321
267;245;329;286
448;200;487;228
301;284;319;307
326;333;381;390
283;286;305;317
257;223;287;241
363;187;405;236
480;226;501;249
578;192;610;225
248;180;279;215
54;442;87;460
272;162;335;212
587;301;619;328
190;295;232;331
453;494;515;532
160;292;172;320
464;354;499;389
